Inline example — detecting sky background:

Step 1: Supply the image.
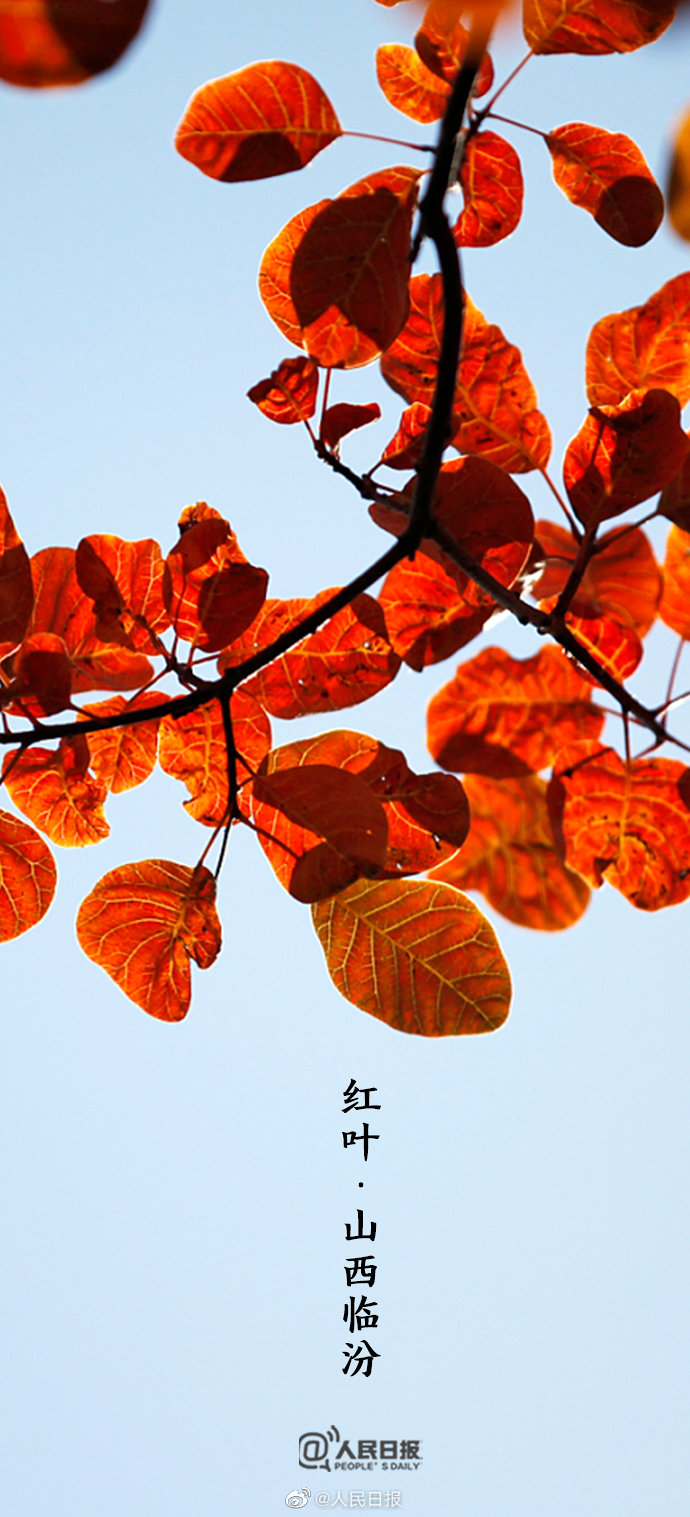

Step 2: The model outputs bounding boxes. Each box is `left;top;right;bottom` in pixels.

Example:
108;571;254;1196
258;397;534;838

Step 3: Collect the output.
1;3;690;1514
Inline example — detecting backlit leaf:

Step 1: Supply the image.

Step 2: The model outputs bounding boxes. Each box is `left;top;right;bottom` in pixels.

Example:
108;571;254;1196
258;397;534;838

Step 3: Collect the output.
159;690;271;826
659;525;690;639
546;123;663;246
658;438;690;530
379;554;493;668
454;131;524;248
312;876;511;1036
221;592;399;719
375;42;450;123
415;5;494;95
668;109;690;243
430;773;590;930
549;746;690;910
523;0;677;55
0;486;33;654
0;809;56;941
164;513;268;653
256;728;469;876
79;692;162;793
3;735;109;846
533;520;661;637
586;273;690;408
260;167;421;368
11;632;73;716
0;0;150;88
381;274;552;471
28;546;153;692
564;390;690;526
380;402;432;470
247;356;319;424
251;763;389;904
75;534;170;654
320;402;381;451
562;610;643;683
427;644;605;776
174;61;341;182
76;860;221;1021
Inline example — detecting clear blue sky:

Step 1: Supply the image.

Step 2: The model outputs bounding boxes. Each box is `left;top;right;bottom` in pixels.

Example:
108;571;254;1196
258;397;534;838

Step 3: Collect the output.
1;4;690;1514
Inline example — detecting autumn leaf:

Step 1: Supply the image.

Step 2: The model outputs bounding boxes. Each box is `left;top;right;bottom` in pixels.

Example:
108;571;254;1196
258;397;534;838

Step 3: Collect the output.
549;746;690;910
255;728;469;877
379;553;494;668
3;736;109;846
563;390;690;526
27;545;153;693
247;356;319;424
658;439;690;530
427;644;605;776
159;690;271;827
454;131;524;248
75;534;170;653
561;610;643;683
0;486;33;655
668;108;690;243
523;0;677;55
415;4;494;94
546;123;663;246
0;809;56;941
381;274;552;471
375;42;451;123
320;402;381;451
164;513;268;653
430;773;591;930
76;861;221;1021
251;763;390;903
10;632;73;716
659;525;690;640
586;273;690;408
0;0;150;88
312;877;511;1036
221;592;399;719
379;402;432;470
174;61;342;181
259;166;421;368
79;692;162;793
533;520;661;637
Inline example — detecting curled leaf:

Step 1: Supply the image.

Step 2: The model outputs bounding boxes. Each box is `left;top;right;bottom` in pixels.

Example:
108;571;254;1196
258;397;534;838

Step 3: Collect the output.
76;861;221;1020
247;356;319;424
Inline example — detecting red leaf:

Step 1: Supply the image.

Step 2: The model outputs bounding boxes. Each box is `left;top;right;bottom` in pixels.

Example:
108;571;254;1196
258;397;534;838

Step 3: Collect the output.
319;402;381;450
79;692;162;793
0;808;56;941
375;42;451;123
3;735;109;846
247;356;319;424
380;402;432;470
586;274;690;409
0;486;33;655
533;520;661;637
454;131;524;248
75;534;170;653
659;525;690;640
523;0;676;55
174;61;342;182
668;108;690;243
546;123;663;245
415;5;494;95
0;0;150;88
76;861;221;1020
251;763;390;903
164;513;268;653
563;390;690;526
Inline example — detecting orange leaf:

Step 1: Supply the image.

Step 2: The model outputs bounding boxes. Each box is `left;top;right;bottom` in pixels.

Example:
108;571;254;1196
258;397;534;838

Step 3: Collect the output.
533;520;661;637
381;273;552;471
586;273;690;408
75;534;170;653
76;860;221;1020
251;763;389;903
312;877;511;1035
563;390;690;526
659;525;690;639
430;774;590;930
159;690;271;826
380;402;432;470
164;514;268;653
79;692;162;793
260;167;421;369
221;592;400;718
668;108;690;243
27;545;153;692
563;610;643;683
3;735;109;846
658;437;690;530
427;644;605;776
11;632;73;716
320;402;381;450
454;131;524;248
247;356;319;424
0;808;56;940
375;42;450;123
523;0;676;55
546;123;663;246
174;61;341;182
0;486;33;655
415;5;494;94
379;554;493;668
549;747;690;909
0;0;150;88
256;728;469;877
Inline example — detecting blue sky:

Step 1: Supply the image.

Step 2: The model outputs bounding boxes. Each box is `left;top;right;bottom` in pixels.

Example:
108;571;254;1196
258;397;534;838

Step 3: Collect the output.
1;4;690;1514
